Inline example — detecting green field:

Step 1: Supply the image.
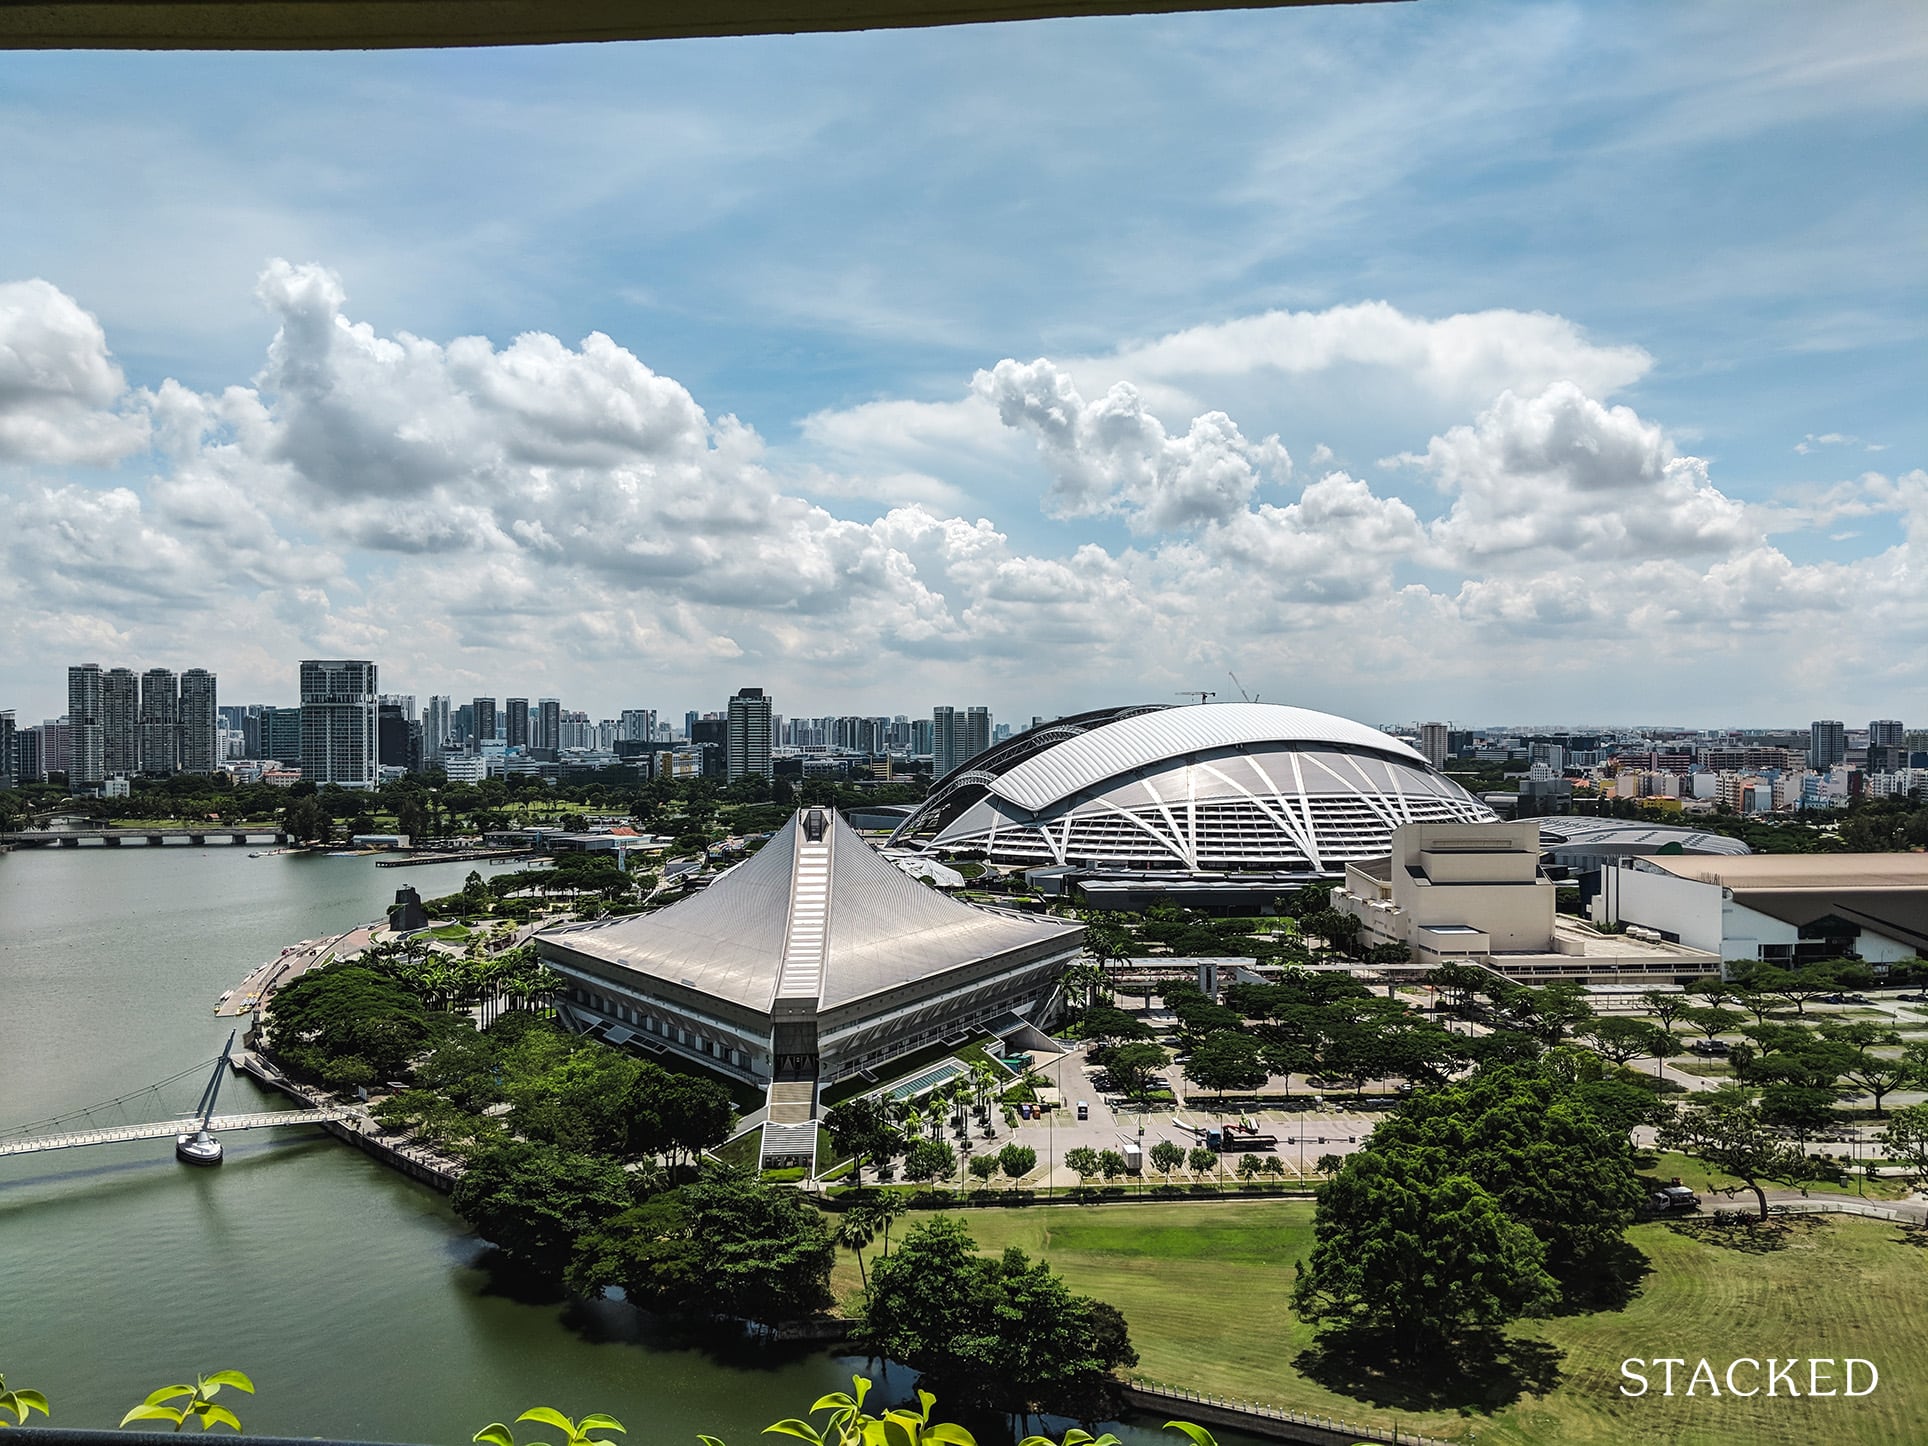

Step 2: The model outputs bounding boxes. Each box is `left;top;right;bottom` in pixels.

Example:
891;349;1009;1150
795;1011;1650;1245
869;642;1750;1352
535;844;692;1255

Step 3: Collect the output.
844;1201;1928;1446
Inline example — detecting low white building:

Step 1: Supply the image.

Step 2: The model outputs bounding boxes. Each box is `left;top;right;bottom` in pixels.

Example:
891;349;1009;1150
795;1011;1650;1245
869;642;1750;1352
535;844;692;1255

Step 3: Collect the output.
1336;819;1717;981
1592;854;1928;968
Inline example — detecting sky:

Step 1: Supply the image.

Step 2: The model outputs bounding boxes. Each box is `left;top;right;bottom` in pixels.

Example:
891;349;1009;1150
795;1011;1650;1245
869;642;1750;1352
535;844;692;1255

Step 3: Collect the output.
1;0;1923;732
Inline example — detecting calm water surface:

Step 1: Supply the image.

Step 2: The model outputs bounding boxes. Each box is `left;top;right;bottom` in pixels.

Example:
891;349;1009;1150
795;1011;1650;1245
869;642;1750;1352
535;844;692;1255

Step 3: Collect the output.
0;848;1230;1446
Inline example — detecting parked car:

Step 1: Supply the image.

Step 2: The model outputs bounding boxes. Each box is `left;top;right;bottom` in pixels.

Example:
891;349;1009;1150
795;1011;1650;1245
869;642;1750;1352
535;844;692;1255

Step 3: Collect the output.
1689;1039;1731;1056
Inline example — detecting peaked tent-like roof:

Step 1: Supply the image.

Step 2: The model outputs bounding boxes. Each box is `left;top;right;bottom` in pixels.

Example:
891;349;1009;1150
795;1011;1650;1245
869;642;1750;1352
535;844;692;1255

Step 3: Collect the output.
540;808;1081;1014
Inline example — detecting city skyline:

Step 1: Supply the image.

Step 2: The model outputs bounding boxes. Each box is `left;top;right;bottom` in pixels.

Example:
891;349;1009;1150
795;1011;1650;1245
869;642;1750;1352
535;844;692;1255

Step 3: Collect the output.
0;5;1923;728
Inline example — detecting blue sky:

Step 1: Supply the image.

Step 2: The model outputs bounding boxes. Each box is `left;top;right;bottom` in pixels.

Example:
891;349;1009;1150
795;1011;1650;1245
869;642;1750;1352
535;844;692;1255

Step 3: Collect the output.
1;1;1923;729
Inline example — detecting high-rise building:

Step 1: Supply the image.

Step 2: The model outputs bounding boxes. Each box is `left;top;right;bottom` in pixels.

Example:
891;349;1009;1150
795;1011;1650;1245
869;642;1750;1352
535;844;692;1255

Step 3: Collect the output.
683;710;699;743
15;721;44;784
726;687;773;781
619;708;655;743
423;696;452;760
0;710;14;790
537;697;561;753
377;699;415;771
932;705;993;779
1870;719;1905;749
139;668;180;775
66;665;104;791
1420;722;1451;769
506;697;530;749
261;705;303;763
1809;719;1846;770
453;702;475;748
179;669;218;774
301;660;379;788
559;709;593;751
471;697;498;748
102;667;138;777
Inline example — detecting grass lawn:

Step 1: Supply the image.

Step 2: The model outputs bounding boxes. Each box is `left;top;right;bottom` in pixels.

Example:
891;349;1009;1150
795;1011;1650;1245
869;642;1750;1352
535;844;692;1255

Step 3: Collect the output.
835;1200;1928;1445
427;923;472;941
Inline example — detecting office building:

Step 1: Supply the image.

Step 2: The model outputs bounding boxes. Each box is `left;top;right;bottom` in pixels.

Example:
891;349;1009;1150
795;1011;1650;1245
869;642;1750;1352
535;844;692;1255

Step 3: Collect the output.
537;697;561;753
179;669;218;774
300;660;379;788
1870;719;1905;750
1809;719;1847;769
506;697;530;749
726;687;773;780
0;710;14;790
619;708;655;743
377;699;416;771
14;721;44;785
66;665;104;791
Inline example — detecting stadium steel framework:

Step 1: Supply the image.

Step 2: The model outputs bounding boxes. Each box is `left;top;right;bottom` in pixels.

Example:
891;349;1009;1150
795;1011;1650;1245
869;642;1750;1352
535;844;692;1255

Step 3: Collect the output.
889;700;1497;874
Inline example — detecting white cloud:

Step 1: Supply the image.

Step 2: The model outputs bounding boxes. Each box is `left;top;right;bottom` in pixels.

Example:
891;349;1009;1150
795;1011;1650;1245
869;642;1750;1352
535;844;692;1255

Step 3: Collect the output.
1415;382;1755;566
0;279;150;463
0;268;1921;727
972;357;1288;532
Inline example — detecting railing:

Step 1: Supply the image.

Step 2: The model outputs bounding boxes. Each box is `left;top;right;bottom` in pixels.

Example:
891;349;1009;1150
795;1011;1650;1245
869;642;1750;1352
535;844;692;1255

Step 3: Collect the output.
0;1108;352;1157
1124;1381;1452;1446
1766;1198;1911;1222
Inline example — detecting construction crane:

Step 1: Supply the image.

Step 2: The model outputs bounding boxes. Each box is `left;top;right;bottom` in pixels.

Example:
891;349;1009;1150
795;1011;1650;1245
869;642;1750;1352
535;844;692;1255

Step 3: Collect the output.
1175;690;1216;704
1228;671;1258;703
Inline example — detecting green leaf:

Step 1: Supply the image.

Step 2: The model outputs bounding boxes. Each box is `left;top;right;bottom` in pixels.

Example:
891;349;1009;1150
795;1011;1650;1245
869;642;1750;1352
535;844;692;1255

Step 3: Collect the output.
518;1407;578;1434
577;1415;626;1435
697;1435;730;1446
120;1404;186;1427
808;1396;856;1416
474;1422;518;1446
192;1404;243;1433
201;1372;255;1395
1163;1424;1218;1446
144;1386;194;1407
764;1420;825;1444
924;1427;975;1446
12;1393;49;1417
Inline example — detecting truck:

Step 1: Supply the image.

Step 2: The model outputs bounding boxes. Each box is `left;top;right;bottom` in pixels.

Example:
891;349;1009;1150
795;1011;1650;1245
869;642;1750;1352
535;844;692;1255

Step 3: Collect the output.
1204;1122;1278;1152
1122;1142;1144;1175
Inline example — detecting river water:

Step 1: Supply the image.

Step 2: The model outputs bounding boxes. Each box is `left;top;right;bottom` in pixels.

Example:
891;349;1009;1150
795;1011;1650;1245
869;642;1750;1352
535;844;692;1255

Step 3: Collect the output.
0;848;1224;1446
0;848;882;1442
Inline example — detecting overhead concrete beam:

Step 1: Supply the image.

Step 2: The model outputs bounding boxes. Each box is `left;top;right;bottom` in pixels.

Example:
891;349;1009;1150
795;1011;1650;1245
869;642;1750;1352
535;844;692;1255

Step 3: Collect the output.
0;0;1397;51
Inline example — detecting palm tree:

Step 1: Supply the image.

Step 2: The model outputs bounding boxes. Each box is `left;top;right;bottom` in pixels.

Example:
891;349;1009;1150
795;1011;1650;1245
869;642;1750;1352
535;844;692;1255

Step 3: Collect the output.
834;1207;878;1291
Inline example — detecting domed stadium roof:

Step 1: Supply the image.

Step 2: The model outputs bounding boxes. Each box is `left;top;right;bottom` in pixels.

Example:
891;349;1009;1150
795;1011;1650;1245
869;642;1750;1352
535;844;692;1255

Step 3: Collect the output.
891;701;1495;875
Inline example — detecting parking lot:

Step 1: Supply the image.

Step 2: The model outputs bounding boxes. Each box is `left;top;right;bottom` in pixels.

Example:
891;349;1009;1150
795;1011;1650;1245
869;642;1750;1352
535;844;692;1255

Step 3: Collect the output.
995;1041;1389;1188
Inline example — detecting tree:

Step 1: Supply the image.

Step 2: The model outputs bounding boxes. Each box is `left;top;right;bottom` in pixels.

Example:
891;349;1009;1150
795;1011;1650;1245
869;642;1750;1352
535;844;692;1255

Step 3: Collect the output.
1681;1005;1746;1041
998;1142;1037;1188
1657;1096;1845;1219
968;1153;999;1188
1580;1017;1658;1065
451;1140;637;1277
1064;1146;1101;1190
1103;1042;1169;1102
565;1195;700;1308
1186;1146;1218;1180
1098;1148;1128;1183
1878;1104;1928;1184
861;1217;1137;1417
266;963;432;1082
1182;1031;1270;1100
824;1098;903;1186
678;1168;836;1326
1367;1063;1645;1301
903;1138;958;1186
1640;990;1688;1033
282;794;329;845
1148;1139;1187;1184
1077;1004;1153;1047
1291;1146;1559;1356
1643;1024;1683;1079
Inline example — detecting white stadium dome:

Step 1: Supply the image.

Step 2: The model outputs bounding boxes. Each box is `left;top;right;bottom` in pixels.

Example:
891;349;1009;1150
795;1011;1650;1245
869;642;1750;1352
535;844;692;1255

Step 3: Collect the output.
889;701;1497;874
